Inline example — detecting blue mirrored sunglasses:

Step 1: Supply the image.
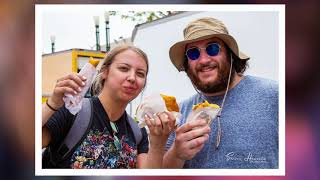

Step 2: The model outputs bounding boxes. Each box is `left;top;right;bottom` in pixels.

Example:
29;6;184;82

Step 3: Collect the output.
185;43;221;61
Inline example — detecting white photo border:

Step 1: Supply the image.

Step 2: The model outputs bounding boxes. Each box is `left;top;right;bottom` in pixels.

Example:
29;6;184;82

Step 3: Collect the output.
35;4;285;176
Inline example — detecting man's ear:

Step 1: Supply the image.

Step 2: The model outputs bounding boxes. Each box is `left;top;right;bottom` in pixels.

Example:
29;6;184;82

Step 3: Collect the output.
183;56;189;71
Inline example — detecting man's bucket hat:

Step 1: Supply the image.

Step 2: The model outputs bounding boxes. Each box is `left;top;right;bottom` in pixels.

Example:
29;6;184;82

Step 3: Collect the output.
169;17;250;71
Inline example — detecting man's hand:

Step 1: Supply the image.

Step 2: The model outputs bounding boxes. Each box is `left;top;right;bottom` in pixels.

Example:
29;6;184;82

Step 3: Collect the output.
172;119;211;160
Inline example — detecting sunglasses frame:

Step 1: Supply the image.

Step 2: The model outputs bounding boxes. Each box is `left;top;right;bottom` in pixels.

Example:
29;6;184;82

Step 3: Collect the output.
185;42;221;61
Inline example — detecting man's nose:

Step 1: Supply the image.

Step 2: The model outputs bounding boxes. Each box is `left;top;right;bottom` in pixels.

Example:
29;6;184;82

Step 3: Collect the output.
197;49;211;64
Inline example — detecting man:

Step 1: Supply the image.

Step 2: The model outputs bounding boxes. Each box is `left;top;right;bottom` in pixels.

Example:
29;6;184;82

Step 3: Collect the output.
164;17;278;168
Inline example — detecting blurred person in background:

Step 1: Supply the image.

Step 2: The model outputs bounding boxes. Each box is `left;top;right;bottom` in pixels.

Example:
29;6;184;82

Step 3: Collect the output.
0;0;36;179
164;17;279;168
42;45;176;168
284;1;320;179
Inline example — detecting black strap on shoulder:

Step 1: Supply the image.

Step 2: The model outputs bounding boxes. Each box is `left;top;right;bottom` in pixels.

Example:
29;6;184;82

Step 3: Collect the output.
57;98;93;159
55;98;141;160
126;113;142;146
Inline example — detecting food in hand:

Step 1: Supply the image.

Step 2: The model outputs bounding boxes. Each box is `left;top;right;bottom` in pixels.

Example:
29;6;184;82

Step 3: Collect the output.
136;93;181;129
63;57;99;115
188;100;220;125
160;94;180;112
89;57;100;68
192;100;220;110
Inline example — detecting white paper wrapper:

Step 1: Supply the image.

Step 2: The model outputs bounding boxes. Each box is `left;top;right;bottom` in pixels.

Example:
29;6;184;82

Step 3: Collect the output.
63;63;98;115
135;93;181;128
186;107;221;125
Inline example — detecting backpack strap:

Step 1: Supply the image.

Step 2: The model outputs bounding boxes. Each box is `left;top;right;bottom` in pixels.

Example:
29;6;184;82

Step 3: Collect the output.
57;98;93;159
55;99;140;159
126;113;142;146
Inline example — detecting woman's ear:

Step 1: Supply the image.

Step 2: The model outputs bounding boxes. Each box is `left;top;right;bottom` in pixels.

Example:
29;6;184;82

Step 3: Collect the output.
100;68;108;80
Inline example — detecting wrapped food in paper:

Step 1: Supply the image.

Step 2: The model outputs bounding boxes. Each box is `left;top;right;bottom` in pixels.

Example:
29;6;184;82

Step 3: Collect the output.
136;93;181;128
186;100;221;125
63;58;99;115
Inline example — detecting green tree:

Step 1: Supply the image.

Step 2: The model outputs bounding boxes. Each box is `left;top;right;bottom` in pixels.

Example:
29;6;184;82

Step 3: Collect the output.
109;11;181;24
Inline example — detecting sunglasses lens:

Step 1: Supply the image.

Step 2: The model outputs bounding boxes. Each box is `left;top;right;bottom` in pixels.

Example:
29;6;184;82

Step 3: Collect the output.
206;43;220;56
186;47;200;60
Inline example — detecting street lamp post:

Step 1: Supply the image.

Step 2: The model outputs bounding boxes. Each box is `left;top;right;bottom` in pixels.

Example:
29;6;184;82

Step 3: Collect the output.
104;12;110;52
50;35;55;53
93;16;101;51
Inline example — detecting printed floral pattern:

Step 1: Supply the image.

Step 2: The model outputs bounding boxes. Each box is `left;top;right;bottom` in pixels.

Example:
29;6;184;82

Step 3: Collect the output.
70;128;137;169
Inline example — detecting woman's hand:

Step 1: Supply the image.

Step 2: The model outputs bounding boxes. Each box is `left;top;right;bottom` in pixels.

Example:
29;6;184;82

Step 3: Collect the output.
48;73;86;110
144;111;176;151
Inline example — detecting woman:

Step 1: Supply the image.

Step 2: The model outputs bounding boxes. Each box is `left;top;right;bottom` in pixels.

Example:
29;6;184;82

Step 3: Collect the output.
42;44;176;168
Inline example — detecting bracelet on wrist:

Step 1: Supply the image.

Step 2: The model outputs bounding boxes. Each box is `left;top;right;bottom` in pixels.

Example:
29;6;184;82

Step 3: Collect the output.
46;99;58;111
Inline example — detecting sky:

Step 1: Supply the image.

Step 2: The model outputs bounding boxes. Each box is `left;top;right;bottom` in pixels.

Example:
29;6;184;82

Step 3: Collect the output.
39;6;137;54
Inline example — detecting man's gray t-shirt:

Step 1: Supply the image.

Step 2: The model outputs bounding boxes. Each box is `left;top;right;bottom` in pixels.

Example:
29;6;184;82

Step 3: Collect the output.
166;75;279;168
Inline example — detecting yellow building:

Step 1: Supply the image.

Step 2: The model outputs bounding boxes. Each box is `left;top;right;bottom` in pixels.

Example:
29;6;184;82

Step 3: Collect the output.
42;49;106;102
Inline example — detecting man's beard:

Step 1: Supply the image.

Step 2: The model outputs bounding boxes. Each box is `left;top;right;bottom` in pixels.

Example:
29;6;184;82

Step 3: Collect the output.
187;61;235;94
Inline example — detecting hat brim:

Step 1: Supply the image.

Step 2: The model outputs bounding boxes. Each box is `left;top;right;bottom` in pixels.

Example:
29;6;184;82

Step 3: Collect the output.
169;34;250;72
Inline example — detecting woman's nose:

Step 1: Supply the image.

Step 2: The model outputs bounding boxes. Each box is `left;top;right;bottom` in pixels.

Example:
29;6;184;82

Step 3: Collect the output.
126;71;136;83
